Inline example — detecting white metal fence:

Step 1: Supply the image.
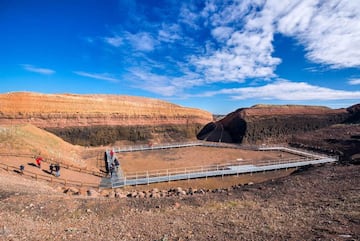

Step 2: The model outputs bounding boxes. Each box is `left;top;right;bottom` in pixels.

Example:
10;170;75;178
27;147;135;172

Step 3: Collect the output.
107;142;338;188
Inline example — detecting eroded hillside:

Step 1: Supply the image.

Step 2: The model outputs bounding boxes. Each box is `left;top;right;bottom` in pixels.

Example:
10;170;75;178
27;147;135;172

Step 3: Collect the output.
198;105;348;143
0;92;213;145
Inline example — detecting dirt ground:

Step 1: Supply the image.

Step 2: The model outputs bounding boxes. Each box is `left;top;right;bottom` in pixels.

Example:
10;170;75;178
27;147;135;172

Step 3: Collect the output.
0;163;358;241
113;146;300;173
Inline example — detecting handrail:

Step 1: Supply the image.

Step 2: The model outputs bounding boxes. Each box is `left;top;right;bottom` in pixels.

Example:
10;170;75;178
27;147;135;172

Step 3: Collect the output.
0;161;99;188
0;153;106;177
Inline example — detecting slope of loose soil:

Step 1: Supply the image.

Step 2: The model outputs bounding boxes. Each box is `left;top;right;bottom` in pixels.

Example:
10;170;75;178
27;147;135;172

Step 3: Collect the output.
0;163;358;241
0;124;85;168
291;124;360;162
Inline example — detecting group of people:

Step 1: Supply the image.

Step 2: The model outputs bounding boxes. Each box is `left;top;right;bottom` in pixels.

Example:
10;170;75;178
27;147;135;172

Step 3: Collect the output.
18;156;61;177
109;158;120;177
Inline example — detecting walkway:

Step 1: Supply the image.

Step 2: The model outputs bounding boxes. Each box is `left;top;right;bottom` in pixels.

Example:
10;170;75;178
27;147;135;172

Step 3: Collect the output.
105;142;338;188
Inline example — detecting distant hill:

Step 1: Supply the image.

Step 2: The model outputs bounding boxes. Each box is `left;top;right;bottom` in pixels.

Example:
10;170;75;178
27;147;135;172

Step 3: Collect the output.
197;104;360;162
197;104;359;144
0;92;213;146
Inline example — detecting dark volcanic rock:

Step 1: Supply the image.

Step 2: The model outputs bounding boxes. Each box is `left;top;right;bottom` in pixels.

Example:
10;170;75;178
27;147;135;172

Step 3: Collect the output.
346;104;360;124
197;105;354;144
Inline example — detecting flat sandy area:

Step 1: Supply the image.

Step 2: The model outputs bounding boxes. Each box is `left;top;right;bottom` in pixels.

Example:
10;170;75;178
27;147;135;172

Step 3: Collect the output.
117;146;301;173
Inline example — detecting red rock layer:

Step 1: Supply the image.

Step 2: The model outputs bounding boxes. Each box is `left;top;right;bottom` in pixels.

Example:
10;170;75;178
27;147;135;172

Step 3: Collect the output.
0;92;213;128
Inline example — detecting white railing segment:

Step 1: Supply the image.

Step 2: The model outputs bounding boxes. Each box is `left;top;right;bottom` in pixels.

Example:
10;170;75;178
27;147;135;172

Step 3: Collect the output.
106;142;337;188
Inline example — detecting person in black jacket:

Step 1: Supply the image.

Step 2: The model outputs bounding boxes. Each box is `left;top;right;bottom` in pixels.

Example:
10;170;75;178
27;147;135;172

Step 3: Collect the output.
55;164;60;177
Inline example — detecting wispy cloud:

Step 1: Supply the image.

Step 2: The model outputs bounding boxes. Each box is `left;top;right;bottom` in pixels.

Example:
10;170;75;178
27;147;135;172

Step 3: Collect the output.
127;32;156;51
104;31;156;52
273;0;360;69
101;0;360;101
348;78;360;85
74;71;120;83
191;0;360;84
202;80;360;101
103;36;123;47
22;64;55;75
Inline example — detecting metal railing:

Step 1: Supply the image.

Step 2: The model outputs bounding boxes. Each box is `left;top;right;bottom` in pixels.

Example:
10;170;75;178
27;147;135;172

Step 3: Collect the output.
109;144;338;188
0;162;99;188
0;153;105;177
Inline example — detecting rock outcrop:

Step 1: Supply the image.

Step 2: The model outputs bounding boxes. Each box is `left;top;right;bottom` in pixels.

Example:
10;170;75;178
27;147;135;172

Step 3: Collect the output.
0;92;213;145
197;104;357;144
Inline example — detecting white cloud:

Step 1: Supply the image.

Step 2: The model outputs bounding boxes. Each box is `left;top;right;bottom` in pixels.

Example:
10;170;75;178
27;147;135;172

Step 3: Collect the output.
206;80;360;101
192;27;280;82
74;71;120;83
100;0;360;100
211;26;233;42
348;78;360;85
103;31;156;52
191;0;360;85
158;23;182;43
22;64;55;75
272;0;360;68
129;69;177;96
104;36;123;47
126;32;156;52
179;2;201;29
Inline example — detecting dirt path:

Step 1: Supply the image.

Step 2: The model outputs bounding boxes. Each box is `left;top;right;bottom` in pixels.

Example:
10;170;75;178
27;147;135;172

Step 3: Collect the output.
0;155;102;186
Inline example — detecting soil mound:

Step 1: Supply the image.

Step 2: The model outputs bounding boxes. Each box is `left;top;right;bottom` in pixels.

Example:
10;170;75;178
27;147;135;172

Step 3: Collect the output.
0;124;84;168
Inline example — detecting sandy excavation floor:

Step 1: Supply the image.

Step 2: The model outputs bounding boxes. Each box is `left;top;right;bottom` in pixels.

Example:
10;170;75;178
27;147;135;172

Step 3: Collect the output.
116;146;301;174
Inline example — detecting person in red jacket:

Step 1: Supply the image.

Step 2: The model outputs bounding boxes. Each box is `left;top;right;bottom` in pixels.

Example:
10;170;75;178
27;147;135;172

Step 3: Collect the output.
35;156;42;168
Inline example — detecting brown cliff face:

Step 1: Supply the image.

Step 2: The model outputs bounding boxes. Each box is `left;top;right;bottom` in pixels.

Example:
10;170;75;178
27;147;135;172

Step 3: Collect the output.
197;104;354;144
0;92;213;145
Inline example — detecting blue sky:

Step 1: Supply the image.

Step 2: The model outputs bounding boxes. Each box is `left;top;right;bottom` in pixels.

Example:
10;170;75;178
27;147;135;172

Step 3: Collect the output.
1;0;359;114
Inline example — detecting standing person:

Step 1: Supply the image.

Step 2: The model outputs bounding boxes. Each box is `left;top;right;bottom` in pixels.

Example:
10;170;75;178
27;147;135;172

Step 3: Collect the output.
110;149;114;160
19;165;24;174
35;156;42;168
55;164;60;177
109;163;114;177
114;158;119;171
49;164;54;175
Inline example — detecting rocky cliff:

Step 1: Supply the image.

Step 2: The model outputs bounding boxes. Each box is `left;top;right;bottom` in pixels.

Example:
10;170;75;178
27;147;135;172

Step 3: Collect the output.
0;92;213;145
197;104;357;144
